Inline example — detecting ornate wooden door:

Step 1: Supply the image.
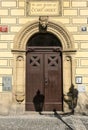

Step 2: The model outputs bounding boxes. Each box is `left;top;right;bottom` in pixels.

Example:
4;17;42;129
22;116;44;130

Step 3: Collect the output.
44;53;62;110
26;48;62;111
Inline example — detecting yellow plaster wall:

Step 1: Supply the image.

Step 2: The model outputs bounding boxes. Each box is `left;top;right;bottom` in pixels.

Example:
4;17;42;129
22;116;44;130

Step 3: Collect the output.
0;0;88;114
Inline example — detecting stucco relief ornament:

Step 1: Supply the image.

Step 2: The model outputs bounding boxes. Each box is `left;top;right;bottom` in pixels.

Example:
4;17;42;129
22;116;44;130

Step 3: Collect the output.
15;92;25;104
39;16;48;32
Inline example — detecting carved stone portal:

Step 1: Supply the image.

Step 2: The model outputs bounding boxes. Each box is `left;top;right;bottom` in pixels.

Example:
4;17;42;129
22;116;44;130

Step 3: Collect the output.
12;20;76;113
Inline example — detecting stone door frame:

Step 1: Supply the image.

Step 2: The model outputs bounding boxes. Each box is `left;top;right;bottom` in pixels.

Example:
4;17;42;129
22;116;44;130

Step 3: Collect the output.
12;20;76;112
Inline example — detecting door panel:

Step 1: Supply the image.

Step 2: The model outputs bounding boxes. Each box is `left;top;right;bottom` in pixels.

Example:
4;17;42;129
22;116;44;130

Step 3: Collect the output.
26;53;44;110
44;53;62;111
26;51;62;111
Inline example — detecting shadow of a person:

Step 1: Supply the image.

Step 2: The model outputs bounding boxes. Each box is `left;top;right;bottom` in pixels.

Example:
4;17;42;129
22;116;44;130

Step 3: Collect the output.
64;84;78;114
33;90;45;114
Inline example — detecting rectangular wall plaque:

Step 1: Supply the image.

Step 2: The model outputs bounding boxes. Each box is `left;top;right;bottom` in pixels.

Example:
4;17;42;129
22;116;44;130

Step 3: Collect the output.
75;76;82;84
78;85;86;93
26;0;62;16
2;77;12;91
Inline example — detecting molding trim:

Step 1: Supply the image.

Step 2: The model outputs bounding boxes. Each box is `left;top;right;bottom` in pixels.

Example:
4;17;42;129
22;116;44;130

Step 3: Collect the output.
13;20;75;51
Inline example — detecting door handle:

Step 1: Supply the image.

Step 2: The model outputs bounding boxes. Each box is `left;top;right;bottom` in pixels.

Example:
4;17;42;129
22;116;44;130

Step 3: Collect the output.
45;73;48;86
45;79;48;86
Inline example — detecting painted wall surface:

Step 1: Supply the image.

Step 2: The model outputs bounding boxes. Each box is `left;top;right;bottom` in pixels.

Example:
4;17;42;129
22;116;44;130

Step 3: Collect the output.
0;0;88;115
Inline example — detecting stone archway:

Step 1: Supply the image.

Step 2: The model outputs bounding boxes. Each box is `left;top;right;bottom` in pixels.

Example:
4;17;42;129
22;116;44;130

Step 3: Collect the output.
12;20;76;112
13;21;74;50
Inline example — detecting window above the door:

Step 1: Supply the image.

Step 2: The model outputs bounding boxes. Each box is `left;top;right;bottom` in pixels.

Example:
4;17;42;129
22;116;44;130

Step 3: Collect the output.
27;32;62;47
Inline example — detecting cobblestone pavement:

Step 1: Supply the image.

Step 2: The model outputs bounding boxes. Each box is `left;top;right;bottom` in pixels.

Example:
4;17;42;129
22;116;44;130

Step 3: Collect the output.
0;114;88;130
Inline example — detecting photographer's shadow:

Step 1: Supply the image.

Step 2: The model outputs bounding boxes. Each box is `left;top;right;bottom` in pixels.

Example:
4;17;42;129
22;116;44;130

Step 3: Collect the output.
33;90;45;114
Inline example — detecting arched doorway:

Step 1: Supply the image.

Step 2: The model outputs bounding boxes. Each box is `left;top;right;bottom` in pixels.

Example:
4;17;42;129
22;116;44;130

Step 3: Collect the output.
12;21;76;113
26;32;62;111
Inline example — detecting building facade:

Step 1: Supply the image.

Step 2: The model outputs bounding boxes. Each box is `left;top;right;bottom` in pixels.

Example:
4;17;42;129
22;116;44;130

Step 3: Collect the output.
0;0;88;115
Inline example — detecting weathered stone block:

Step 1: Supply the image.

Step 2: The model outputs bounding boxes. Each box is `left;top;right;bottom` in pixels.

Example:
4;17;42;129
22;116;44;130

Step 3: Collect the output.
64;9;77;15
72;18;87;24
1;35;15;40
80;10;88;15
19;2;25;7
1;2;16;7
1;18;16;24
63;1;70;8
76;68;88;75
72;2;87;7
0;59;8;66
0;68;12;75
73;35;88;41
10;26;22;32
11;9;24;16
0;9;8;15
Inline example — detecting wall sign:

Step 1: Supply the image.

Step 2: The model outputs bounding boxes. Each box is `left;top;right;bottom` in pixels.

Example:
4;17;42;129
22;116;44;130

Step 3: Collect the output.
2;77;12;91
78;85;86;93
75;76;82;84
0;26;8;32
81;27;87;31
26;0;62;16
